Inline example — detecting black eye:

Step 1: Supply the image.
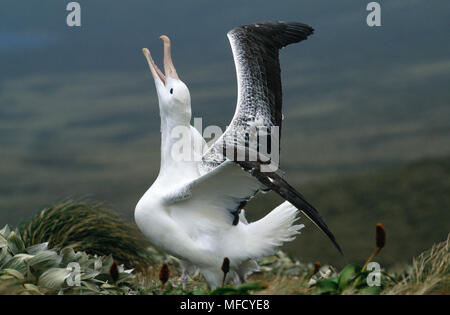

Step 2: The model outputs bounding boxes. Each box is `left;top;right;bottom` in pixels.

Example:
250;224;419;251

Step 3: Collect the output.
170;88;173;94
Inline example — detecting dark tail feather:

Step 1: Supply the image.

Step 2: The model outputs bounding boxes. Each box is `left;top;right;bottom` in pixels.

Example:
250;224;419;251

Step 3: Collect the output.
239;161;343;255
274;177;343;255
268;173;343;254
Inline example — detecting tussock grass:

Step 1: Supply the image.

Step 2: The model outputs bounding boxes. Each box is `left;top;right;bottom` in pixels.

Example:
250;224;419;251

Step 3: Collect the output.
18;200;158;270
248;273;311;295
0;224;137;295
385;235;449;295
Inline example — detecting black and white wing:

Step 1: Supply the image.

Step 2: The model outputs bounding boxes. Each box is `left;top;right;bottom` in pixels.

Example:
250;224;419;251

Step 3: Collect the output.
201;21;314;171
194;22;342;253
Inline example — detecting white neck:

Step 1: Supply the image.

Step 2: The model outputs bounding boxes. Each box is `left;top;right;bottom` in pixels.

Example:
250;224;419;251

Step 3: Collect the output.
157;108;194;179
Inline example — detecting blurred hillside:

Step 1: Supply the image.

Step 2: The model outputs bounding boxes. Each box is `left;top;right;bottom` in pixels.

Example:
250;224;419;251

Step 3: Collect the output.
1;1;450;222
246;154;450;267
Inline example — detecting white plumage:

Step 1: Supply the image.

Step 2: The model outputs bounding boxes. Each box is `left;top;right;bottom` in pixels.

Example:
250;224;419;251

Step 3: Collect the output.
135;22;341;289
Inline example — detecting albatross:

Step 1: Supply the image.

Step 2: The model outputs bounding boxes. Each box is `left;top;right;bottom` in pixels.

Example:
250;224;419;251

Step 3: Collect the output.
135;21;342;289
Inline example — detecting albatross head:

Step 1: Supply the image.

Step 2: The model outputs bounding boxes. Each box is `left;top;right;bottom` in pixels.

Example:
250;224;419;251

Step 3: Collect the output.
142;36;191;118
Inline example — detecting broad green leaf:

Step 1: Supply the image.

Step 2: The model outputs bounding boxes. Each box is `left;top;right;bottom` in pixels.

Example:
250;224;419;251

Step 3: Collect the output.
81;280;100;292
210;286;239;295
260;256;278;265
1;268;25;280
60;247;82;266
353;270;371;289
7;232;26;255
77;253;89;267
359;286;381;295
235;282;262;292
0;225;11;238
27;250;62;271
1;254;33;274
80;269;101;281
0;274;16;281
0;234;7;249
0;247;12;265
93;257;103;271
338;264;362;291
315;279;338;295
26;242;49;255
101;255;114;273
102;283;118;290
101;283;116;289
24;268;37;284
38;268;71;289
92;272;111;283
117;269;135;283
23;283;43;294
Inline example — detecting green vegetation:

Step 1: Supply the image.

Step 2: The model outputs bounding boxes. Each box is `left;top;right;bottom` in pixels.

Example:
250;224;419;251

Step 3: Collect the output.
310;223;387;295
0;224;135;294
139;235;449;295
18;201;158;270
0;200;448;295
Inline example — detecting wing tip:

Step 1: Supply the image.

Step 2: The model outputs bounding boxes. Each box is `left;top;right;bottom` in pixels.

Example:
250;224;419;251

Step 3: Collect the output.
323;227;344;256
300;208;344;256
239;162;343;255
229;21;314;47
280;20;314;33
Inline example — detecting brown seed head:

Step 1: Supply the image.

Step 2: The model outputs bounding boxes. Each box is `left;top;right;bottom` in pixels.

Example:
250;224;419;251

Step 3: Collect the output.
313;261;321;274
221;257;230;274
159;262;169;285
110;261;119;284
376;223;386;249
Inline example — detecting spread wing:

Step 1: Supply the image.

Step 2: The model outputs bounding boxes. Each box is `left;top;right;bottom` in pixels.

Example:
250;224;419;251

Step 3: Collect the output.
201;21;314;171
187;22;342;254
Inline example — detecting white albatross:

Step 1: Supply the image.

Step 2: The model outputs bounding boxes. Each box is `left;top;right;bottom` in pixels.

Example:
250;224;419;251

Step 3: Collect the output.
135;21;342;289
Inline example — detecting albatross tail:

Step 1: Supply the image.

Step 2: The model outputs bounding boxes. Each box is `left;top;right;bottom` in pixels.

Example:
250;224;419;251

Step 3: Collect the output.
244;201;304;258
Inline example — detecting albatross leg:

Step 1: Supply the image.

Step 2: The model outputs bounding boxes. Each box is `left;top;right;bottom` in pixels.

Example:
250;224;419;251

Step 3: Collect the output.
179;259;193;291
181;269;187;290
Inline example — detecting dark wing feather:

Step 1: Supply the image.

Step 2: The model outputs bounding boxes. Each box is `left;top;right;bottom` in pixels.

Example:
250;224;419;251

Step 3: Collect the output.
228;21;314;132
202;21;314;170
200;22;342;254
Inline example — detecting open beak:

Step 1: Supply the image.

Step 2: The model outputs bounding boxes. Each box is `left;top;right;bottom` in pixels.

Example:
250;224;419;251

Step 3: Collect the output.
142;35;179;86
142;48;165;85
